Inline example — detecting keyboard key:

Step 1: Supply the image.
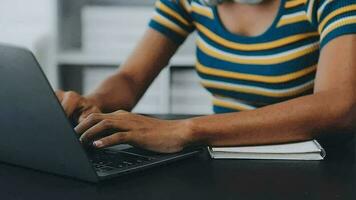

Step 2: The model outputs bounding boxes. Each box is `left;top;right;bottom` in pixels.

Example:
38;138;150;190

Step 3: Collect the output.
88;149;158;173
123;161;133;165
100;167;115;172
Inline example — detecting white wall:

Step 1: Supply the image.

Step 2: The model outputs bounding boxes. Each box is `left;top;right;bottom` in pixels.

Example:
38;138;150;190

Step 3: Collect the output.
0;0;57;88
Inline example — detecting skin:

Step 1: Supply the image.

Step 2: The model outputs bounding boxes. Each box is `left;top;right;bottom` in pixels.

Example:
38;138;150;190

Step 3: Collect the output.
56;1;356;153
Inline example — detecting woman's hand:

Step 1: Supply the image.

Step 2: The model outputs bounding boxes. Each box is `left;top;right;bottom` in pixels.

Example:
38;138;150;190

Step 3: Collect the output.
55;90;102;123
75;111;195;153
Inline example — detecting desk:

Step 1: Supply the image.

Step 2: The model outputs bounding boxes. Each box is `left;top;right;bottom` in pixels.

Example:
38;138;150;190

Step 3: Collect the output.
0;115;355;200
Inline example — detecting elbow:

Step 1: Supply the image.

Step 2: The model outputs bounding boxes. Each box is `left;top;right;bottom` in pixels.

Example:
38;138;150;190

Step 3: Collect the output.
331;95;356;132
314;95;356;146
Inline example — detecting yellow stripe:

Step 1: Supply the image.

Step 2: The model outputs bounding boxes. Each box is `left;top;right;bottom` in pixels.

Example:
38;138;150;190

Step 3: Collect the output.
195;22;319;51
156;1;191;26
201;81;314;98
152;15;188;36
306;0;316;22
180;0;192;13
317;0;333;21
197;39;319;65
321;17;356;41
277;13;309;27
212;98;252;111
196;61;317;84
319;5;356;33
285;0;308;9
191;3;214;19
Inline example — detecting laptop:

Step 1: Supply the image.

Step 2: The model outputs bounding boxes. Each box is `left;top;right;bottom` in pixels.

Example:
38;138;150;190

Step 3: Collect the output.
0;44;202;182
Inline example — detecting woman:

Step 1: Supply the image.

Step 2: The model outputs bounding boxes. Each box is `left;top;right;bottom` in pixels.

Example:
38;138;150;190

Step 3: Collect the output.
56;0;356;153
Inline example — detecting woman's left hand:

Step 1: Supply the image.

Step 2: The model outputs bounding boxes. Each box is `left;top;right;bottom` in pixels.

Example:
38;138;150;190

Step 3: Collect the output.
75;110;194;153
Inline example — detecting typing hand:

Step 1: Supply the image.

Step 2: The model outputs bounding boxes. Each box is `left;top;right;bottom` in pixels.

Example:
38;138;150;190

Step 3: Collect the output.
55;90;102;123
75;110;194;153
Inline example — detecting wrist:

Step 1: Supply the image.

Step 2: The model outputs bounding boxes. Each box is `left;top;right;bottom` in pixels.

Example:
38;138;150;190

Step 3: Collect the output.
85;94;105;111
180;118;205;146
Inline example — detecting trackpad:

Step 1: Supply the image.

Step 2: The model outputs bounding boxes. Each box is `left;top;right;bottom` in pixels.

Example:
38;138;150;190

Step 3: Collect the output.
107;144;133;151
107;145;167;157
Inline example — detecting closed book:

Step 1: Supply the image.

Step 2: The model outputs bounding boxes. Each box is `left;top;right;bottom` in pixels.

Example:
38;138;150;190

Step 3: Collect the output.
208;140;326;160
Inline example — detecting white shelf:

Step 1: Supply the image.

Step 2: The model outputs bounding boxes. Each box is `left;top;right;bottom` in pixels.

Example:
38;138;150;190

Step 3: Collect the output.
57;50;196;66
170;56;196;67
57;50;123;65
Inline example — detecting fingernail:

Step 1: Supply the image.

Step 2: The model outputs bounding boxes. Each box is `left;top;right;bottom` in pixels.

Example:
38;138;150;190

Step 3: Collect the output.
93;140;103;148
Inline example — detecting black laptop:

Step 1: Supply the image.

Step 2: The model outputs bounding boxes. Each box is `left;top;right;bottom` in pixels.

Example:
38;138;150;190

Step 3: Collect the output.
0;44;202;182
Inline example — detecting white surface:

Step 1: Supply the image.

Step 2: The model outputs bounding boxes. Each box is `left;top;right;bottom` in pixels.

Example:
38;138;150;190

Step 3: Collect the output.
209;140;326;160
78;5;196;66
83;67;171;114
133;68;170;114
170;68;212;114
211;140;323;153
0;0;57;88
81;6;152;54
208;151;325;160
57;50;196;66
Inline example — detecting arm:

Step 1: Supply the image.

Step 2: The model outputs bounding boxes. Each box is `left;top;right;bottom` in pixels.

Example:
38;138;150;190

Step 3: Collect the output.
56;29;180;122
57;0;195;126
189;35;356;146
87;29;179;113
76;35;356;153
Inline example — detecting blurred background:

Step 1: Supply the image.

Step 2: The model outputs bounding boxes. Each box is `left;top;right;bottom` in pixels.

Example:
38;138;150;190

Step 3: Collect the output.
0;0;213;115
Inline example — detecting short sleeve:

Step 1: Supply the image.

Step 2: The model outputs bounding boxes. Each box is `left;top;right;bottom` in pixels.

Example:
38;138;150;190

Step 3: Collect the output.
317;0;356;49
149;0;195;44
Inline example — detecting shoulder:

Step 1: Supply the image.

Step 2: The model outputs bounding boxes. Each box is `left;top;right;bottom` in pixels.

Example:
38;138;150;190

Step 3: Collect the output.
157;0;194;15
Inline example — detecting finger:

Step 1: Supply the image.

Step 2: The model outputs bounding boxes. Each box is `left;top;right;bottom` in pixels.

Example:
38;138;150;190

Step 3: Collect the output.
79;119;114;142
93;132;130;148
115;109;128;114
75;113;104;135
55;90;64;102
61;91;81;117
78;107;101;123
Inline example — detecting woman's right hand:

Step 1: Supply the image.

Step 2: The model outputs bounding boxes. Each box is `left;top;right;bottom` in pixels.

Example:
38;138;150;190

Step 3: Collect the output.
55;90;102;123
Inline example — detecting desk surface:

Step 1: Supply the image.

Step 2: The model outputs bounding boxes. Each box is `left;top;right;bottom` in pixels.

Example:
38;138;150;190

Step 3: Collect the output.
1;115;356;200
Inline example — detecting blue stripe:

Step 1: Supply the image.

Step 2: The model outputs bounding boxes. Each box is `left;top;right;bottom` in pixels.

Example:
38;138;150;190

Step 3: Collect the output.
160;0;193;22
321;23;356;49
320;11;356;32
197;70;316;89
156;9;195;33
284;5;307;13
277;19;318;33
149;20;186;44
318;0;353;22
206;88;313;104
197;30;320;55
213;105;240;113
196;48;320;75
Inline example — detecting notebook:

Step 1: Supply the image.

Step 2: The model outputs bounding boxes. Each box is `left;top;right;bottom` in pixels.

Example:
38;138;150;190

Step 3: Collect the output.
208;140;326;160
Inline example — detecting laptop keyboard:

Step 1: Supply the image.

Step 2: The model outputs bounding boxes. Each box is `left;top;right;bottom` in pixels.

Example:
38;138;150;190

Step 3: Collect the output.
89;149;155;173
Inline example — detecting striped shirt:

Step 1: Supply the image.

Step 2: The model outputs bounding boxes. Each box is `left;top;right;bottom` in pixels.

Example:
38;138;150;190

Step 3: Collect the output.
149;0;356;113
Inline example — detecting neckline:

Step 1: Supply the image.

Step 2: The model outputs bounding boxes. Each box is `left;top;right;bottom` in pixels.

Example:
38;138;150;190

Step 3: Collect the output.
212;0;284;41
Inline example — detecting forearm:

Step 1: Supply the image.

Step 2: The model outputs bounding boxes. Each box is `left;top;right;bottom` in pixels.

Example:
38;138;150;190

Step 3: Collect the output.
85;29;179;113
86;72;142;113
188;90;356;147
